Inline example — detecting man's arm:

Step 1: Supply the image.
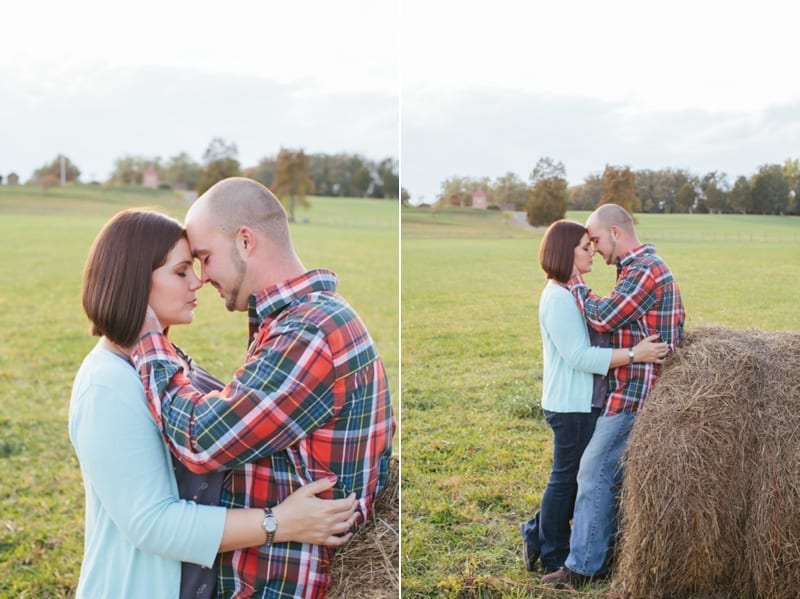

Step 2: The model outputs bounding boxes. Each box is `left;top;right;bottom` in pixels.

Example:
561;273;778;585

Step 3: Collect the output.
568;265;659;333
132;322;336;473
542;290;612;375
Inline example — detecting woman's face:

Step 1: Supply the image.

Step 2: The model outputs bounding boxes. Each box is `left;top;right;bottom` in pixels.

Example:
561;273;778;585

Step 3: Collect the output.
573;232;595;275
148;238;202;327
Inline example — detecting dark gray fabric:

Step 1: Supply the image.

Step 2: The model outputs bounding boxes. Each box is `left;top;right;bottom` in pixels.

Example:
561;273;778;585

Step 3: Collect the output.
172;346;225;599
588;328;611;409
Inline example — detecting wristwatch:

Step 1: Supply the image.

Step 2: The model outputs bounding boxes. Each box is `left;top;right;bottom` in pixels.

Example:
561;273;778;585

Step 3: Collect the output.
262;507;278;546
628;347;635;364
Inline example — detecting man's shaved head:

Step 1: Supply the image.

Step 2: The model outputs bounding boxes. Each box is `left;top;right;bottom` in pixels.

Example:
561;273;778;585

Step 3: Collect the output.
187;177;290;248
589;204;634;234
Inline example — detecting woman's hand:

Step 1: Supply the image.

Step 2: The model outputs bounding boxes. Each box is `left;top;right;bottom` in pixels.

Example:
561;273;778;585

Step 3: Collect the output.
271;476;358;547
633;334;669;363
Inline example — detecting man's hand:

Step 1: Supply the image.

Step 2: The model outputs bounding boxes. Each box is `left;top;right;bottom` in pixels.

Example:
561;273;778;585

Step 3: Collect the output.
138;305;164;339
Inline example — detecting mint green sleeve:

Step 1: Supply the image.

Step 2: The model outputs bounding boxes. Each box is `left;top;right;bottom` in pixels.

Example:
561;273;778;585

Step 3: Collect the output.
541;289;612;375
70;380;227;567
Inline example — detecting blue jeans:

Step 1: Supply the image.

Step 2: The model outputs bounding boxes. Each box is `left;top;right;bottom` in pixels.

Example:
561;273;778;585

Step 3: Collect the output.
521;409;599;571
565;412;637;577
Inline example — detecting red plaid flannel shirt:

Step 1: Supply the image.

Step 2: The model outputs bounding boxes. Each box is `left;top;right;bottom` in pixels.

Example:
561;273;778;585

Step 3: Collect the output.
132;270;395;598
569;244;685;416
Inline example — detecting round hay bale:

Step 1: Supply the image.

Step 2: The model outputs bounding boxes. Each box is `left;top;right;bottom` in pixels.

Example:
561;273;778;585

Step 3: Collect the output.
612;327;800;598
327;456;399;598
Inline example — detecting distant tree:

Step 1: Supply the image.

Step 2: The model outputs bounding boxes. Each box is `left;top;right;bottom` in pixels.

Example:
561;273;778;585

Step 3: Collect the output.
751;164;790;214
527;157;568;226
36;172;61;193
530;156;566;183
110;155;158;186
634;168;691;213
674;182;698;213
600;165;641;216
161;152;200;189
782;158;800;214
400;187;411;206
33;154;80;185
271;148;314;222
243;157;277;190
492;171;527;210
527;178;569;226
437;175;489;207
7;172;19;185
307;152;367;197
307;154;330;196
700;171;730;214
0;175;3;185
196;138;241;195
350;166;373;197
729;175;753;214
570;173;603;210
375;157;399;199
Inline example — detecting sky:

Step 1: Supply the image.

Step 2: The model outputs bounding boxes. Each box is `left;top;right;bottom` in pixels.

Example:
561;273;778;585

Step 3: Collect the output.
1;0;399;182
401;0;800;203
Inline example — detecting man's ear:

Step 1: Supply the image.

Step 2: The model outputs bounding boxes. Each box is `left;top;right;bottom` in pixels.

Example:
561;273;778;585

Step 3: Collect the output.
238;226;256;255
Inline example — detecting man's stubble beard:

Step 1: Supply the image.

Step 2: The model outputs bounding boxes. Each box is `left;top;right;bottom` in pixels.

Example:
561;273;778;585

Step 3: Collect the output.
225;250;248;312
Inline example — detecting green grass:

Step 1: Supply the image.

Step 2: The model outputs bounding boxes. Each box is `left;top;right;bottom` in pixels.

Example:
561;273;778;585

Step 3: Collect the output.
0;184;398;597
400;207;800;597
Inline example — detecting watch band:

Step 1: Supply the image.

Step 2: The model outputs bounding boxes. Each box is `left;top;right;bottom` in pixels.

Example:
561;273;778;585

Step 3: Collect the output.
262;507;277;546
628;347;635;364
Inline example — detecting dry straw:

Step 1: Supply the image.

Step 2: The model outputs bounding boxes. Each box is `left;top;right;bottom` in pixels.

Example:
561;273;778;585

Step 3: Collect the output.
613;326;800;598
328;456;399;598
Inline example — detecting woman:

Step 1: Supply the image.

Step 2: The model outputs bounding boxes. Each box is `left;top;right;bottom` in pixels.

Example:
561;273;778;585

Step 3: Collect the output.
69;209;357;598
520;219;666;573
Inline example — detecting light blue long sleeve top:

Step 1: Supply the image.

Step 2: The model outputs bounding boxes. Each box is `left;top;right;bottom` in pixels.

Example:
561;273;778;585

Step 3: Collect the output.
68;346;227;598
539;281;613;413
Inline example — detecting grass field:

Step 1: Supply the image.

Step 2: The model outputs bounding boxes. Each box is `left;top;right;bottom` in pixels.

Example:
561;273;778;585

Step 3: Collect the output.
400;206;800;598
0;184;398;597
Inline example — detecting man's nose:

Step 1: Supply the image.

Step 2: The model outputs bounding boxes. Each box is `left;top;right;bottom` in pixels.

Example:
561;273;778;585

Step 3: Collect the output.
189;272;203;290
199;263;210;283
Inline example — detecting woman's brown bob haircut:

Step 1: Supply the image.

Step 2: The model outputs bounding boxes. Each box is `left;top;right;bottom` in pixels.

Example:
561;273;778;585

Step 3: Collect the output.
82;209;185;346
538;219;588;283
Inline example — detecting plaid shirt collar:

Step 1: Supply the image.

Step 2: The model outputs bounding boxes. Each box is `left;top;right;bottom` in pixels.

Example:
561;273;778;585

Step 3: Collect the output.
247;269;337;335
616;244;656;276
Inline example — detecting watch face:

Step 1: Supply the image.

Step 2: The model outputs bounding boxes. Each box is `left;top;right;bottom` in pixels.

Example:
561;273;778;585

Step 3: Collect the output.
264;515;277;532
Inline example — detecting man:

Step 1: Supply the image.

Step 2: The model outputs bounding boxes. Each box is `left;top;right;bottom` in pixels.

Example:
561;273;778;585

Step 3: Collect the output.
131;177;395;597
542;203;684;589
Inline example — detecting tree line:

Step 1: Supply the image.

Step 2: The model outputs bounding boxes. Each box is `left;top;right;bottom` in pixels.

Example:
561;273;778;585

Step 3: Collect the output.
430;157;800;224
7;137;399;205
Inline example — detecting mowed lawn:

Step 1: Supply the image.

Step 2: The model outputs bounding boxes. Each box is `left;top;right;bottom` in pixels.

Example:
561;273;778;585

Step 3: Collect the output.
401;207;800;598
0;185;398;597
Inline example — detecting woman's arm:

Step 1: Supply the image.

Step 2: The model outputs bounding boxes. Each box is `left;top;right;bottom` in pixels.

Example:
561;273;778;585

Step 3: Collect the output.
218;477;357;552
72;376;357;566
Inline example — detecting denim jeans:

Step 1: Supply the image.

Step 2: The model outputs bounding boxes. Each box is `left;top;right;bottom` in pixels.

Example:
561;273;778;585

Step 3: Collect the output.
521;409;599;571
565;412;637;577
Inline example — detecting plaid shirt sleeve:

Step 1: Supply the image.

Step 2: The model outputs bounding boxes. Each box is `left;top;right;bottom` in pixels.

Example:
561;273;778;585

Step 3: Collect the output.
131;321;336;473
568;263;658;334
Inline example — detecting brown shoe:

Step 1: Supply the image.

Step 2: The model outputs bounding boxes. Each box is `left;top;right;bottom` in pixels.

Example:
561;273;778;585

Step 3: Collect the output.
541;566;592;589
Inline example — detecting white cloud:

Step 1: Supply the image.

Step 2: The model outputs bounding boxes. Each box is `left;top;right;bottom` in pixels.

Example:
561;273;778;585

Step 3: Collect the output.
0;0;399;180
403;0;800;112
401;0;800;201
3;0;398;96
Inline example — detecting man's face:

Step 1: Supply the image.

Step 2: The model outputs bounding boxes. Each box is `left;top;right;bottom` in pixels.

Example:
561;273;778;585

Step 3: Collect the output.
186;211;249;312
586;217;617;265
